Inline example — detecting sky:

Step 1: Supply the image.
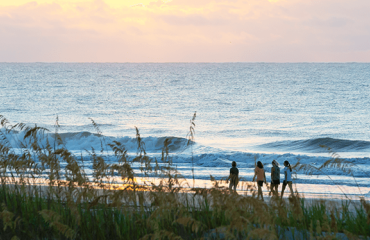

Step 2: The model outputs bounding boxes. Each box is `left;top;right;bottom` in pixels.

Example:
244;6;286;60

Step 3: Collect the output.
0;0;369;62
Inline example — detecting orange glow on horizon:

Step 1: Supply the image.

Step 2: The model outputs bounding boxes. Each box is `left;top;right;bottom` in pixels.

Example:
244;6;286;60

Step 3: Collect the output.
0;0;369;62
0;0;165;8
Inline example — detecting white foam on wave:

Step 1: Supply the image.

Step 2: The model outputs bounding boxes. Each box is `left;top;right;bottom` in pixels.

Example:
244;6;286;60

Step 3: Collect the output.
2;130;190;153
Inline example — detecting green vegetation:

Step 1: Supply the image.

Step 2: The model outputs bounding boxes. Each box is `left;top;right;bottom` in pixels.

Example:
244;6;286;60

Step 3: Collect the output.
0;114;369;239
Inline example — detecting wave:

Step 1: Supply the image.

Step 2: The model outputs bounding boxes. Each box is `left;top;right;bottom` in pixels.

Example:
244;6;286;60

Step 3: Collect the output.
1;129;190;153
257;137;370;153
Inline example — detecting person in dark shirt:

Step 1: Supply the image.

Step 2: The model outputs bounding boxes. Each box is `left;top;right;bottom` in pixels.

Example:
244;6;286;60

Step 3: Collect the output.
228;161;239;193
270;160;281;197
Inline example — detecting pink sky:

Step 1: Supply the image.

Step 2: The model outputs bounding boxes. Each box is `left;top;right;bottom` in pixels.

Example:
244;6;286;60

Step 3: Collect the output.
0;0;369;62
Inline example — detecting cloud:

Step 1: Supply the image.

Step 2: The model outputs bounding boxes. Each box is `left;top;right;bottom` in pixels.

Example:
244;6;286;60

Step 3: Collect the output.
304;17;350;28
159;14;224;26
130;3;145;8
0;0;370;62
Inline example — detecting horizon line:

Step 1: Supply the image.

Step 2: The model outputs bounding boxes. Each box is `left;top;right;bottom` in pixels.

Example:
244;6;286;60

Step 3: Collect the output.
1;61;370;64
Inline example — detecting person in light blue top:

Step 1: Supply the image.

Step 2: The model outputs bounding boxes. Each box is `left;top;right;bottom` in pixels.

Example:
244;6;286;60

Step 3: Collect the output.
281;160;294;199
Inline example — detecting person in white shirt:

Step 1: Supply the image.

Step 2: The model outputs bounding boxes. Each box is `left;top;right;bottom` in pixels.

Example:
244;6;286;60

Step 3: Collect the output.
281;160;294;199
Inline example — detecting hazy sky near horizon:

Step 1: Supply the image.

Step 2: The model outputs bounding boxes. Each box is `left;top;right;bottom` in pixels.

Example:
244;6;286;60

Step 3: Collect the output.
0;0;369;62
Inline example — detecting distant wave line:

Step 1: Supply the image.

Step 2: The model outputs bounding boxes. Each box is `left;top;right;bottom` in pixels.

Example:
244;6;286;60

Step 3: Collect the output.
257;137;370;152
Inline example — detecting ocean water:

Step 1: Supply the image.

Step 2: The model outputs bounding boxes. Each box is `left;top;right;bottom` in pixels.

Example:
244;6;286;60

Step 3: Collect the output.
1;63;370;197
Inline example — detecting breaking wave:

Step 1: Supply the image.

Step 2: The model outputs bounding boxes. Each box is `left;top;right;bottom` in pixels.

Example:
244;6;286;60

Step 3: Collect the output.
2;130;190;153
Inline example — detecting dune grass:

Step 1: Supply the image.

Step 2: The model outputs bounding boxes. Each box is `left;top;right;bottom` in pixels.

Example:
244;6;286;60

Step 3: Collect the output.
0;114;369;239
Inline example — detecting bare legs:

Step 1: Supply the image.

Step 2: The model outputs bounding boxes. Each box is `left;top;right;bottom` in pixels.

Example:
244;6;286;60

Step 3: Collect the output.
257;184;264;201
281;182;293;199
229;182;237;193
271;184;279;197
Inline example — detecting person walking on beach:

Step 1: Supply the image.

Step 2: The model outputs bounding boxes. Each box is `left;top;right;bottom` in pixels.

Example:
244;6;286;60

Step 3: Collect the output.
253;161;267;201
270;160;280;197
281;160;294;199
228;161;239;193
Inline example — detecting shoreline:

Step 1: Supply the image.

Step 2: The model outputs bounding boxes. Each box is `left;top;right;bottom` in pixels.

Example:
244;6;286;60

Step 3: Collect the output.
3;175;370;199
3;176;369;210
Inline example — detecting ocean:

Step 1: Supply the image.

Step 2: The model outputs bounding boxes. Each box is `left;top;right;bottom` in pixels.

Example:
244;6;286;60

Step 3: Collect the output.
1;63;370;197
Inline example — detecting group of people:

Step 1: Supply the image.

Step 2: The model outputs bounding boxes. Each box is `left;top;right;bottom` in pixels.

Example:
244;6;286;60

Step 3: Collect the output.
228;160;294;201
